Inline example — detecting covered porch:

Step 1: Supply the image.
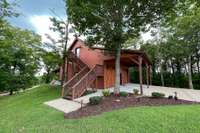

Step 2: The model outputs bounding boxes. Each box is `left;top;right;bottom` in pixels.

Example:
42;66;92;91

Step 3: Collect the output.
104;49;152;94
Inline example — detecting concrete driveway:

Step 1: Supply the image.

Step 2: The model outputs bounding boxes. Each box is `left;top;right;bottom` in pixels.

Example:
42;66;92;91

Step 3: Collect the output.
118;83;200;102
44;83;200;113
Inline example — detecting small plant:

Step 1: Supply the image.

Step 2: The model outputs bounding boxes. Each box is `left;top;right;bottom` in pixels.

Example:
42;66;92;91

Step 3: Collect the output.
174;92;178;100
168;95;173;99
133;89;139;95
151;92;165;98
102;90;110;97
174;96;178;100
89;96;102;105
83;90;96;95
119;91;128;97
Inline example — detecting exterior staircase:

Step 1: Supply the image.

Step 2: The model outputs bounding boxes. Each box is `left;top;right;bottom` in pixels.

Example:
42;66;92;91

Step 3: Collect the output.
62;51;103;100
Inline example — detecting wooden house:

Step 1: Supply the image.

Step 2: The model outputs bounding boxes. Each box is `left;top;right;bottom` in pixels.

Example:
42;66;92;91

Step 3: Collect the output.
60;38;152;99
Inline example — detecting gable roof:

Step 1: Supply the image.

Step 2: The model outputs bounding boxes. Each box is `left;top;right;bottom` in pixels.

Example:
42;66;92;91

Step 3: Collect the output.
68;38;152;64
68;37;85;50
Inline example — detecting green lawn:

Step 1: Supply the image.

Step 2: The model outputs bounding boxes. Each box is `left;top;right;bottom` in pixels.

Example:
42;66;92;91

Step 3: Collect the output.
1;85;200;133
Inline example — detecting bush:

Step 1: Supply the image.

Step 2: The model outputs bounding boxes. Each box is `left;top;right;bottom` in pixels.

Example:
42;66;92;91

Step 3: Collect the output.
151;92;165;98
168;95;173;99
102;90;110;97
83;90;96;96
133;89;139;95
119;91;128;97
89;96;102;105
174;96;178;100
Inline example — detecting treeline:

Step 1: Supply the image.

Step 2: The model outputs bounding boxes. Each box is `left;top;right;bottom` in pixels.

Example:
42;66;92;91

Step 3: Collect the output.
130;69;200;90
0;0;61;94
131;2;200;89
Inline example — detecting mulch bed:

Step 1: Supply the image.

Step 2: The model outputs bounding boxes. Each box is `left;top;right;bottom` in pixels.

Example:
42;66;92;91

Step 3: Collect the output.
64;94;198;119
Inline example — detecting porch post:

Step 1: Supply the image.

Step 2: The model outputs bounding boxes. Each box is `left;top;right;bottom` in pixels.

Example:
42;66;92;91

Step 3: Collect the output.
66;59;69;81
72;62;75;75
149;65;152;85
139;56;143;95
146;63;149;88
95;78;98;90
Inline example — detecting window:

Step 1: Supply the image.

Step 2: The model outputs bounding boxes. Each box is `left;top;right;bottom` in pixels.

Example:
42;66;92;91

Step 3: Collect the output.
75;47;80;57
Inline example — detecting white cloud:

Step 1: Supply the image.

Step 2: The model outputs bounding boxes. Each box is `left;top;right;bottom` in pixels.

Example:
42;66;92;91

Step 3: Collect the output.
30;15;59;43
29;15;83;46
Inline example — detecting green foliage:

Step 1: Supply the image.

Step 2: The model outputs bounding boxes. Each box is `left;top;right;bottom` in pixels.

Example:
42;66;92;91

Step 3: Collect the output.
119;91;128;97
83;90;96;96
133;89;139;95
40;51;61;83
67;0;178;50
151;92;165;98
102;89;110;97
0;0;19;18
89;96;102;105
0;21;41;94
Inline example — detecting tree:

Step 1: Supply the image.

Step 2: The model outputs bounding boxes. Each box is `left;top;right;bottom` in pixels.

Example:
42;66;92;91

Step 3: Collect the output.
40;51;61;83
48;17;72;89
0;23;41;94
0;0;19;19
67;0;180;94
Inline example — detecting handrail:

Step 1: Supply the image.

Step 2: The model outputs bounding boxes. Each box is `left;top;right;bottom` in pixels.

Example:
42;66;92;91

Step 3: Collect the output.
68;51;89;68
63;66;88;88
72;66;96;88
71;65;103;99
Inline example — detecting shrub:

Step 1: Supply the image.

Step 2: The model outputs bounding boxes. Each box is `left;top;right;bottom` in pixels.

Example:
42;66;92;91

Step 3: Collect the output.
89;96;102;105
168;95;173;99
119;91;128;97
83;90;96;95
133;89;139;95
151;92;165;98
174;96;178;100
102;90;110;97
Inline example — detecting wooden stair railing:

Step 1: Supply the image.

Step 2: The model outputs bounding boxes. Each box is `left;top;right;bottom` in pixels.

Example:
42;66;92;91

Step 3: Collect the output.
62;66;90;97
62;51;90;98
68;51;87;69
69;65;103;100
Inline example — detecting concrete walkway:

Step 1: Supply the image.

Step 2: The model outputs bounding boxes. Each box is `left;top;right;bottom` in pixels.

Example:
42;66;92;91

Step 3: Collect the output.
44;84;200;113
44;91;102;113
119;83;200;102
44;98;82;113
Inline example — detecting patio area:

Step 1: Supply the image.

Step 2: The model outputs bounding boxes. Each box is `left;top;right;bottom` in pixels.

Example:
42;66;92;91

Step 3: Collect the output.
44;83;200;113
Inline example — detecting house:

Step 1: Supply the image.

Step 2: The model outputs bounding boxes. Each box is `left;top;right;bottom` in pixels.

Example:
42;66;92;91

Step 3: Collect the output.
60;38;152;100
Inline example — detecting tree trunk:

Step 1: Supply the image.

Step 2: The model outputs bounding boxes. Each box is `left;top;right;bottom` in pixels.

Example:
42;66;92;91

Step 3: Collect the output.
46;69;50;83
197;55;200;73
188;55;194;89
171;61;175;86
160;71;164;87
159;62;165;87
61;22;69;97
160;65;165;87
114;45;121;94
9;89;13;95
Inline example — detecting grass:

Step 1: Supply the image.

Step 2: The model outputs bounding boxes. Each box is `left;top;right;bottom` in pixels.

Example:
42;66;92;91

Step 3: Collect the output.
1;85;200;133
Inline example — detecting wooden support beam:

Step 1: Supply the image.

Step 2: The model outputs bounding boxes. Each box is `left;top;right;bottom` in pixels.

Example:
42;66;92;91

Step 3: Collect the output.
66;60;69;81
95;78;98;91
146;63;149;88
149;65;152;85
72;61;75;75
139;56;143;95
129;57;139;65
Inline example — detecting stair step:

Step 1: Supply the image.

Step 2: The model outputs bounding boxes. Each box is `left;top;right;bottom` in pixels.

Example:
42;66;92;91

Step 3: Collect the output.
63;95;73;100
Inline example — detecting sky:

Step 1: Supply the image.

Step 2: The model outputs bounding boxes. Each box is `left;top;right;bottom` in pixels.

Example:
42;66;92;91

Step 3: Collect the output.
8;0;152;44
7;0;70;43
